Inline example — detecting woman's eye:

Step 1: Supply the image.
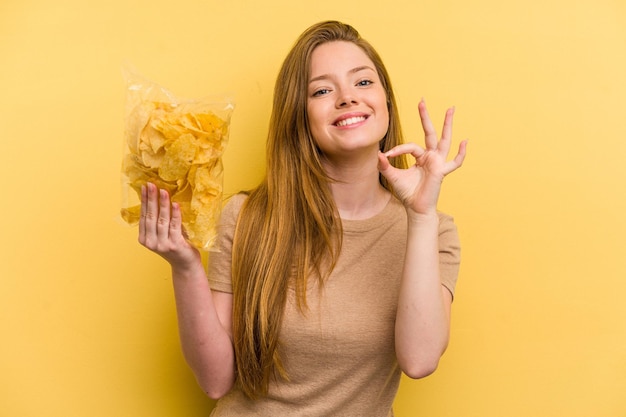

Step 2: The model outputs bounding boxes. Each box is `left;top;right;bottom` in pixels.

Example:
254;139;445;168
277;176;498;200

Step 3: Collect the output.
312;88;330;97
357;79;373;87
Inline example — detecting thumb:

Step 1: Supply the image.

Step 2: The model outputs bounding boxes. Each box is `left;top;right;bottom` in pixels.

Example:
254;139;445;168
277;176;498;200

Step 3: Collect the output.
377;151;392;174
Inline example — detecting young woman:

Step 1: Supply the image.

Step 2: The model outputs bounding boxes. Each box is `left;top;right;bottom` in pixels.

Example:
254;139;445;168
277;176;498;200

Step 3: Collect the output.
139;20;467;416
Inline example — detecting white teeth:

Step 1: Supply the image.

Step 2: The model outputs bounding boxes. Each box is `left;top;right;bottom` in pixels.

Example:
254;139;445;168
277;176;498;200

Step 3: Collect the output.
336;116;366;127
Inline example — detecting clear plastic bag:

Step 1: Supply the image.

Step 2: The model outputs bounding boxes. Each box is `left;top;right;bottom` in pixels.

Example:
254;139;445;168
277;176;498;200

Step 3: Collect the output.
120;66;234;251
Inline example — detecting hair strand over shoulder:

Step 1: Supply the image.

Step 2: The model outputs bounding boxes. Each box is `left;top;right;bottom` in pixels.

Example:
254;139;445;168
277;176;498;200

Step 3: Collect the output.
230;20;407;399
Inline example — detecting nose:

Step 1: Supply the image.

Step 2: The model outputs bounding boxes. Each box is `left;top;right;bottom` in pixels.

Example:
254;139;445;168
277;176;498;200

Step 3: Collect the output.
336;88;357;108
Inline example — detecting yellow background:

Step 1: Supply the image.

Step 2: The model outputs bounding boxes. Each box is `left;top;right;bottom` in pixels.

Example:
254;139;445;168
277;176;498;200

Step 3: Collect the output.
1;0;625;416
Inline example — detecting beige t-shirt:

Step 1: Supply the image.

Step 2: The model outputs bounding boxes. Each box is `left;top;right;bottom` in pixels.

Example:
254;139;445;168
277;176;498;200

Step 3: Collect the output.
208;194;461;417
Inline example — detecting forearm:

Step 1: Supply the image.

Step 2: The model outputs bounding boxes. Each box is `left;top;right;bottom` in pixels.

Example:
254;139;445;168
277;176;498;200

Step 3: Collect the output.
171;262;235;398
395;212;451;378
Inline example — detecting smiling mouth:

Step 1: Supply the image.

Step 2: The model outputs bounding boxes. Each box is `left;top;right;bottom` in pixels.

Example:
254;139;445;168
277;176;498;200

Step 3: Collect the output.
335;116;367;127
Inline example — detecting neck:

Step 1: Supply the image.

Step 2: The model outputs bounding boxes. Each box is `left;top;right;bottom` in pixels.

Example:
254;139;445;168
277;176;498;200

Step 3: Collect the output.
322;152;391;220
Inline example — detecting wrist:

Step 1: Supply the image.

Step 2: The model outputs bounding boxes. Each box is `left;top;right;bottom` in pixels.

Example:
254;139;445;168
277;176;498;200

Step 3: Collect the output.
406;208;439;225
169;253;204;278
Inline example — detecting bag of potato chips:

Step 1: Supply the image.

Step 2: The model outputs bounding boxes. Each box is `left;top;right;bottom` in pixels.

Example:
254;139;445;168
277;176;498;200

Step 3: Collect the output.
120;65;234;251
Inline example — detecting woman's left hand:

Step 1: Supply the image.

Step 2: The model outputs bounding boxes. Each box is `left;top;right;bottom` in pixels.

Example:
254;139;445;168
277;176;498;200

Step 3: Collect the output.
378;99;467;216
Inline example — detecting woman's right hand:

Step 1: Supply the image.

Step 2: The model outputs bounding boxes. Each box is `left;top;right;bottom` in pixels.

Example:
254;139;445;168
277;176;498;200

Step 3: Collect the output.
138;182;200;268
139;182;235;398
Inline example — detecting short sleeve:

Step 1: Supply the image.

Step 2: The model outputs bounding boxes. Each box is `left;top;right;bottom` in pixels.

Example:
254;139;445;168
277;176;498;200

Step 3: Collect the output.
207;193;247;293
437;212;461;299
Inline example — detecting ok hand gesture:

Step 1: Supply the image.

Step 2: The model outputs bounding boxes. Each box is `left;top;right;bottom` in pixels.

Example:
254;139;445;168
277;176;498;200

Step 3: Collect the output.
378;99;467;216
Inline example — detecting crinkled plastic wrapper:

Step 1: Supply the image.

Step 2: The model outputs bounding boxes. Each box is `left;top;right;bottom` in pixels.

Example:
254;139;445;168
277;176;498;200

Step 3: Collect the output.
120;66;234;251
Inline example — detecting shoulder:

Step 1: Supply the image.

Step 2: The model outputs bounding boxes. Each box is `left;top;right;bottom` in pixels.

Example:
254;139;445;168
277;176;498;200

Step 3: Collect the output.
211;193;249;247
436;210;460;259
220;192;248;224
437;211;457;234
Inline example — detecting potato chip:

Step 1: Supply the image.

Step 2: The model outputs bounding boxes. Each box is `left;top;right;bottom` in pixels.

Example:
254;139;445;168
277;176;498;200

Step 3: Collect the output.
158;133;197;181
120;205;141;224
120;68;233;250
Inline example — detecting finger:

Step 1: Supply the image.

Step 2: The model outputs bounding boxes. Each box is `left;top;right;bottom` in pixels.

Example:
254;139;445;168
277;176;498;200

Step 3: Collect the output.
157;189;171;240
418;99;438;150
169;200;186;242
377;150;400;182
138;184;147;244
143;182;160;246
384;142;426;160
377;150;391;170
444;139;468;175
438;106;455;155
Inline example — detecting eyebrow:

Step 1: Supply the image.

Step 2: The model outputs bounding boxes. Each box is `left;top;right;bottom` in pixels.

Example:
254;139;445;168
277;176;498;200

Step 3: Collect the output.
309;65;376;84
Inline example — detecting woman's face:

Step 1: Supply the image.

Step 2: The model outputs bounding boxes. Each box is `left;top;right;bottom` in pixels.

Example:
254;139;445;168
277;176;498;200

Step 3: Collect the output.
306;41;389;159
